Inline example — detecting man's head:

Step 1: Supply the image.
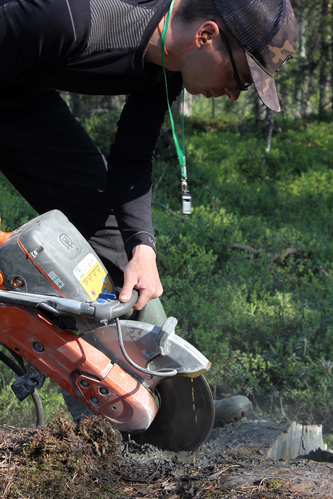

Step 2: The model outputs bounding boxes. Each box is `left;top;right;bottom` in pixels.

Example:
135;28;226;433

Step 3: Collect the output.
175;0;297;111
167;0;252;101
213;0;298;111
151;0;297;110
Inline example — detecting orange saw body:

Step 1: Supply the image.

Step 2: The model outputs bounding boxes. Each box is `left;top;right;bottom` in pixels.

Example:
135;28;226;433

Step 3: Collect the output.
0;210;214;450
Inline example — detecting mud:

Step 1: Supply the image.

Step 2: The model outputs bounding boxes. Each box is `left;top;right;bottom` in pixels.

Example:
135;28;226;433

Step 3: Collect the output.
123;424;333;498
1;417;333;498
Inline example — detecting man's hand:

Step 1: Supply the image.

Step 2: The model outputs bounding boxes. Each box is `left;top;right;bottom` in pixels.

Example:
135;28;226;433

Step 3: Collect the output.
119;245;163;310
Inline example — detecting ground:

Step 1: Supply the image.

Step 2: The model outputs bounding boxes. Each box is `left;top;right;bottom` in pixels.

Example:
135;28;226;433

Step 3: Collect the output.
0;416;333;499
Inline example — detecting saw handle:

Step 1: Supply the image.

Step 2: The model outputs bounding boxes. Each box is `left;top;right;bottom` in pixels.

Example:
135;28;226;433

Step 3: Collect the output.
94;289;139;320
0;289;139;321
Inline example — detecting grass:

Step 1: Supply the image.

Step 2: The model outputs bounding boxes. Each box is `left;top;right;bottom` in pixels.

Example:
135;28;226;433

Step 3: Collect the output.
152;116;333;433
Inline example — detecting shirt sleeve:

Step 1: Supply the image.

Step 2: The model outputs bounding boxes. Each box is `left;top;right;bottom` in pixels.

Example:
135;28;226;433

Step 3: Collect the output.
107;68;183;257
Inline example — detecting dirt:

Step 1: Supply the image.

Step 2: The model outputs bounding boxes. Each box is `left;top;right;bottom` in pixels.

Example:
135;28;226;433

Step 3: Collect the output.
0;416;333;499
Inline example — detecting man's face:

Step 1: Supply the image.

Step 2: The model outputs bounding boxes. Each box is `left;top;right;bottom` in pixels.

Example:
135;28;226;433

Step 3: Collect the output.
179;37;252;101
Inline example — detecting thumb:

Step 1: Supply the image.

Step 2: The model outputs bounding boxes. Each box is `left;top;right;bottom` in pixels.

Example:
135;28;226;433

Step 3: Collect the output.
119;277;136;303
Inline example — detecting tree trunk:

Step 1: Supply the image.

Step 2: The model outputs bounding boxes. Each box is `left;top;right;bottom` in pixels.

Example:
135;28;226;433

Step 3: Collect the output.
318;0;330;116
182;91;192;117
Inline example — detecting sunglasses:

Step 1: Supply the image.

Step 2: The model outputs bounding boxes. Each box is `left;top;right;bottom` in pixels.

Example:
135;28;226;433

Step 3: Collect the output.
218;28;252;92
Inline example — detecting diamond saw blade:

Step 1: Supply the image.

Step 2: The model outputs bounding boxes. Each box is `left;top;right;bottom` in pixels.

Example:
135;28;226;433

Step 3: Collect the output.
130;375;214;452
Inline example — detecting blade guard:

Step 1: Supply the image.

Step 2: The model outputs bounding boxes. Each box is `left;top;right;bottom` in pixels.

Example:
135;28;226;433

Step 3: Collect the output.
83;317;211;389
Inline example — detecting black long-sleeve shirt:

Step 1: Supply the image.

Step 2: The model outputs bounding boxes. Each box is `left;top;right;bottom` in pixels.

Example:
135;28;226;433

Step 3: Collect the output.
0;0;183;255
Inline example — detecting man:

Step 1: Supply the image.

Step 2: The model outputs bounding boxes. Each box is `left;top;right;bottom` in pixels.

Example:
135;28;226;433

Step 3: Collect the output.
0;0;297;423
0;0;297;308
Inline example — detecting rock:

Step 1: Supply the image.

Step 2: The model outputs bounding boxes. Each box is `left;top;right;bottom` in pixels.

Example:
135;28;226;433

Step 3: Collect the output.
205;420;331;461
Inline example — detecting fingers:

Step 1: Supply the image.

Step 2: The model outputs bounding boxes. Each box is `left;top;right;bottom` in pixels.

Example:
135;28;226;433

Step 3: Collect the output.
132;280;163;310
118;244;163;310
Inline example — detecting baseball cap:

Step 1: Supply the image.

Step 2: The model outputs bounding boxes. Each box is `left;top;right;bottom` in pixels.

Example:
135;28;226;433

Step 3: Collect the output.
213;0;298;112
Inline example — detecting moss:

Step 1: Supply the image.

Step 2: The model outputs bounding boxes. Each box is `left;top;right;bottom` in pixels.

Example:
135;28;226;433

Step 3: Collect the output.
1;415;123;499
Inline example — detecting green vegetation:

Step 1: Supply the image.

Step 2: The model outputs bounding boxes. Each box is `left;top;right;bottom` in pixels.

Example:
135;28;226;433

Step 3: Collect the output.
1;112;333;436
153;115;333;432
0;173;37;231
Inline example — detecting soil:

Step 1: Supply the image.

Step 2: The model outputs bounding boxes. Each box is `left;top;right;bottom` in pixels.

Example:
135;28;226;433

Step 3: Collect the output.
0;416;333;499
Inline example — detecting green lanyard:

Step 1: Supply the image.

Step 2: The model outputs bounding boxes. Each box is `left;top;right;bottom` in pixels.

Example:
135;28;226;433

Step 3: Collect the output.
161;0;191;214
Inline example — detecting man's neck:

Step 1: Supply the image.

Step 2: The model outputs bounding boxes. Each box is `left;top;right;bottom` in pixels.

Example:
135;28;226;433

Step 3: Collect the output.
144;2;183;72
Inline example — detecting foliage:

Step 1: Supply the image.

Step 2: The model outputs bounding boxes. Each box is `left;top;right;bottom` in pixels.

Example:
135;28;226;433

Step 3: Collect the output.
152;116;333;433
0;173;37;231
82;111;121;158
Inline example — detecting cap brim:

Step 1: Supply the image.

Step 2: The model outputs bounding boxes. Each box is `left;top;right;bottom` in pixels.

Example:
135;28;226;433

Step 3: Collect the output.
246;53;281;112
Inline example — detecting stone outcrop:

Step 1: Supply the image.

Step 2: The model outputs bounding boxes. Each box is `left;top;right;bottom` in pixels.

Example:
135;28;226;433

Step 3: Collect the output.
204;420;330;461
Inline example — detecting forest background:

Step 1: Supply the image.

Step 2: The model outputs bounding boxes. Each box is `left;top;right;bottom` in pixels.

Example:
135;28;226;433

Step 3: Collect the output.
1;0;333;443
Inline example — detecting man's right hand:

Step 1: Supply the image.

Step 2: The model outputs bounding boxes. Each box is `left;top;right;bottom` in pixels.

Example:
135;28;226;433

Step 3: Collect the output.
119;244;163;310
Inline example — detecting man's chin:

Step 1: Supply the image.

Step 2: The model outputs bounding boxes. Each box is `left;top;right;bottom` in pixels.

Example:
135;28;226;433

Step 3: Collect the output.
182;81;200;96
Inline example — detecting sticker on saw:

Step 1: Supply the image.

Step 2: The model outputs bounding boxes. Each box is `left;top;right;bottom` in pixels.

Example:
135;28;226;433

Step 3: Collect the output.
48;271;65;289
73;253;113;300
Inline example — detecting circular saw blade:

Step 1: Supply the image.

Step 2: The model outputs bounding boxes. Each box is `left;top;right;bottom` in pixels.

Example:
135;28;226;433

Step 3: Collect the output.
130;375;214;452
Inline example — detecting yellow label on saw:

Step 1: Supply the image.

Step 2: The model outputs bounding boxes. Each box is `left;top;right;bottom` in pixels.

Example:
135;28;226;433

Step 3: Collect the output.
73;253;113;300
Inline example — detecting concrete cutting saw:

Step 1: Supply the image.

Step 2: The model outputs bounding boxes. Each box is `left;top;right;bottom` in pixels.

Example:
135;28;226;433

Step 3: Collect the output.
0;210;214;451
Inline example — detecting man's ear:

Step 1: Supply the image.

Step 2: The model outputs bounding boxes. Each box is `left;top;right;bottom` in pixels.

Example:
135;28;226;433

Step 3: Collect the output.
195;21;220;47
201;32;210;43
